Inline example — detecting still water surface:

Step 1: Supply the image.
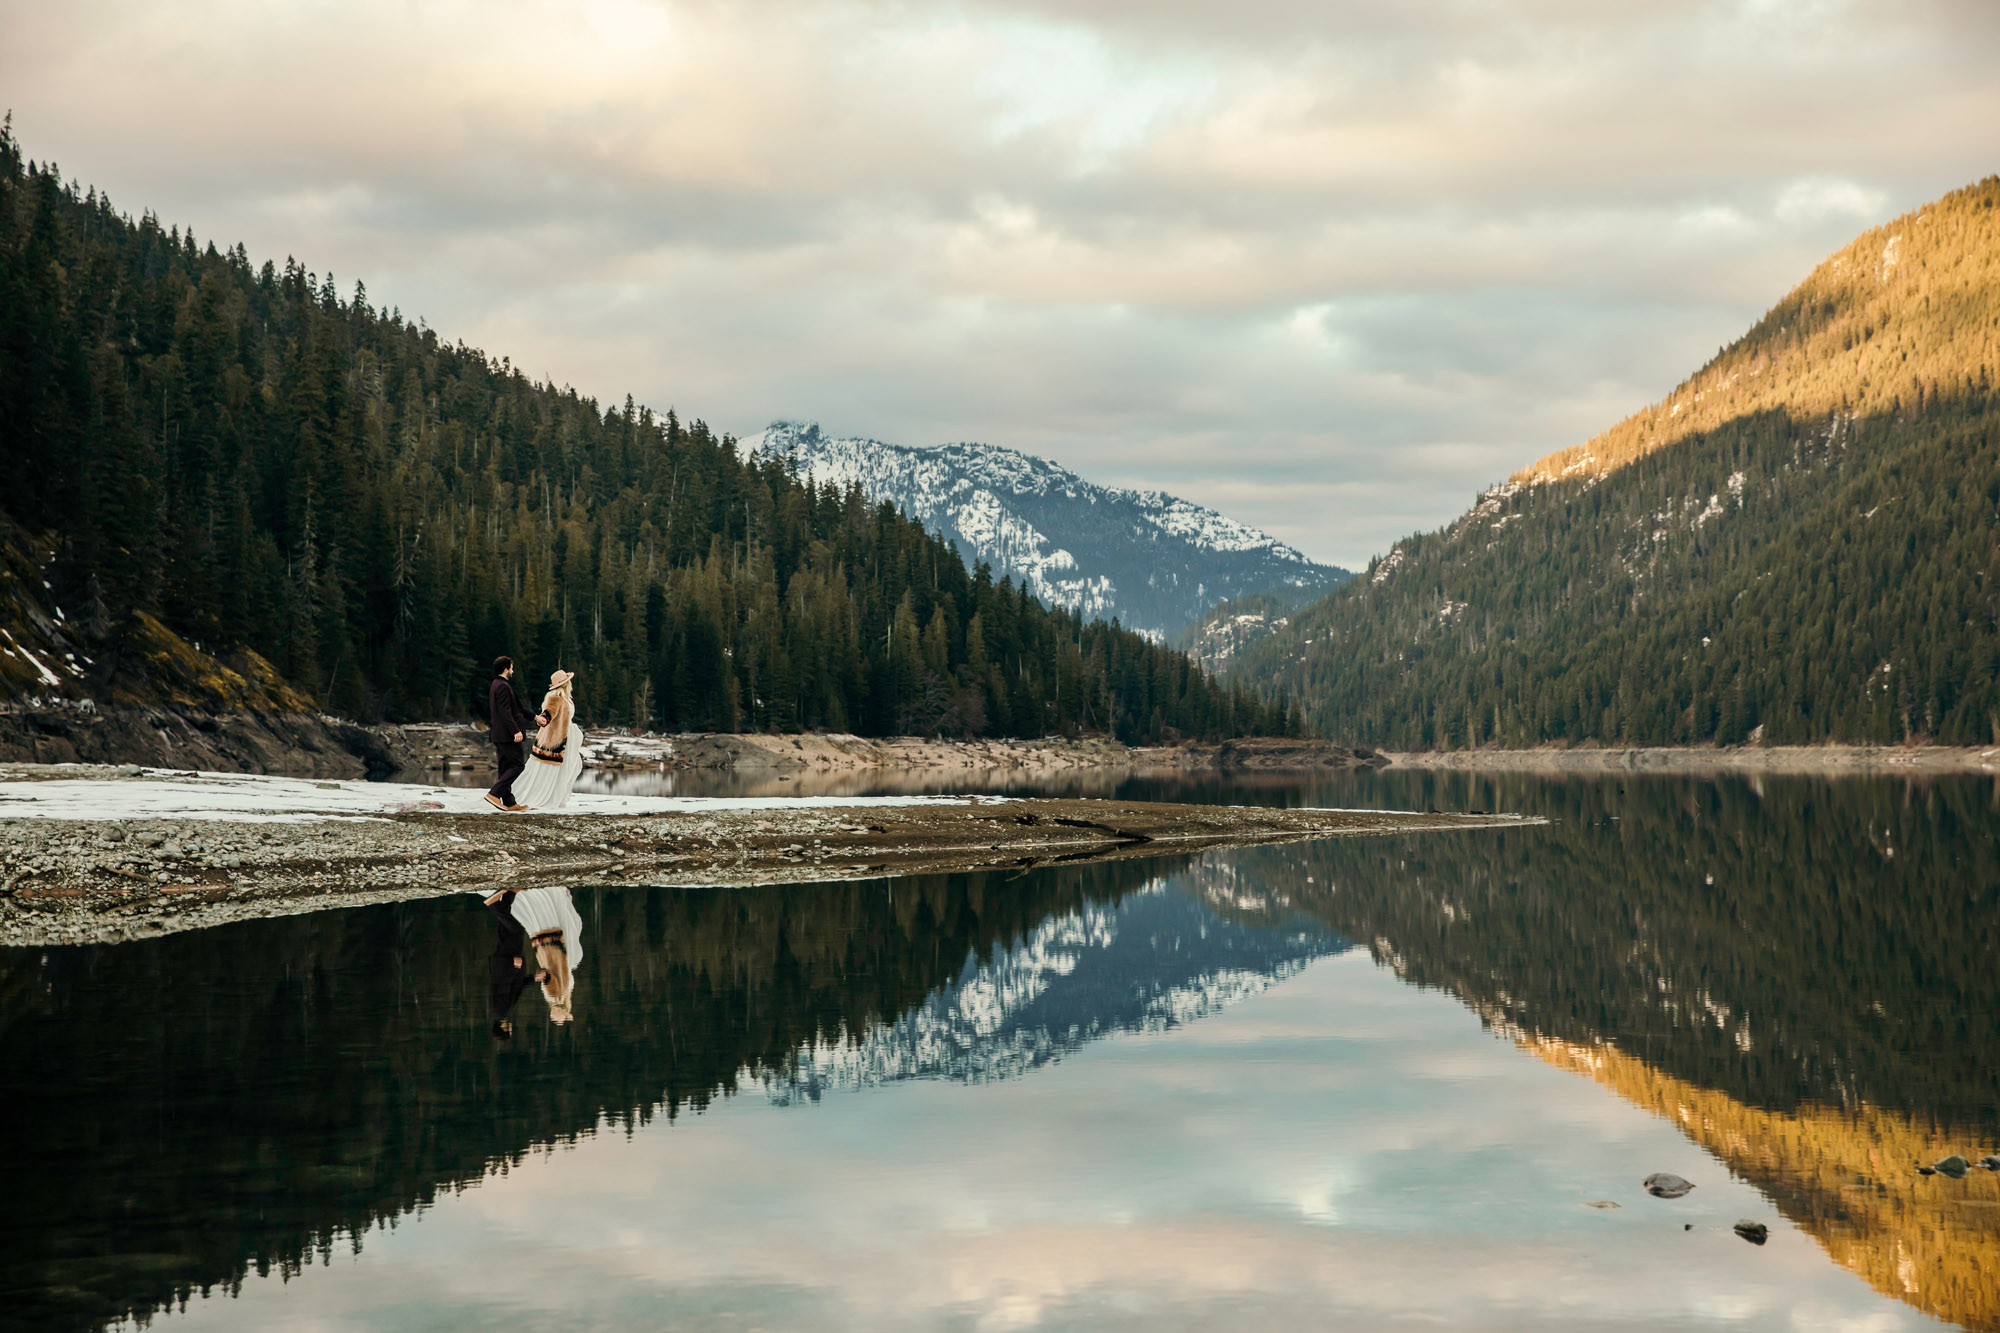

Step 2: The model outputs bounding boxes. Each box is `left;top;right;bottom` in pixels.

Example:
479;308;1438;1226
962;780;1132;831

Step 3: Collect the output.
9;771;1999;1330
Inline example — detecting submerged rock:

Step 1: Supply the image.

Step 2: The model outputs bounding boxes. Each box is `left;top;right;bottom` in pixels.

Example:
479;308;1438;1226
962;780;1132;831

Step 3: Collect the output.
1733;1220;1769;1245
1582;1199;1620;1209
1643;1172;1696;1198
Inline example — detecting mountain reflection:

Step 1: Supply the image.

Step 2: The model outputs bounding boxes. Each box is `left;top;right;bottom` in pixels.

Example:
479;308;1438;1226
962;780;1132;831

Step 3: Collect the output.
1217;773;2000;1331
761;878;1344;1101
3;852;1345;1331
1219;774;2000;1123
1527;1033;2000;1333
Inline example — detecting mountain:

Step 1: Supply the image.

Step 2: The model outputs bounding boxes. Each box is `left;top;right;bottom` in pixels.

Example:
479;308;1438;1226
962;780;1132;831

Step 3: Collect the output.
1235;175;2000;749
743;421;1349;640
0;125;1290;745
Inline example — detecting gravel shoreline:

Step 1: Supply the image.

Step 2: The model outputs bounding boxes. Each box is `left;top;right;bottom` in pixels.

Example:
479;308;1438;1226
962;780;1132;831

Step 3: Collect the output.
1383;744;2000;774
0;781;1528;947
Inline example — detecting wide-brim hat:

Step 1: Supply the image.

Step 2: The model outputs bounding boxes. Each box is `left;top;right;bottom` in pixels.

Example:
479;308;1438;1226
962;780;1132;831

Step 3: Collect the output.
549;669;574;689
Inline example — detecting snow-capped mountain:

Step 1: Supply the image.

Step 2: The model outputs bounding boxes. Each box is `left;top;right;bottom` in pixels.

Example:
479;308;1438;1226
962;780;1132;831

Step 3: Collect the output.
752;867;1351;1104
742;421;1349;640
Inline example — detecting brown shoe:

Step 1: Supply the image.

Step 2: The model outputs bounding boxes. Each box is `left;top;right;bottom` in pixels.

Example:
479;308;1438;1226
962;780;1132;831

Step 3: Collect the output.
484;793;508;811
505;803;530;813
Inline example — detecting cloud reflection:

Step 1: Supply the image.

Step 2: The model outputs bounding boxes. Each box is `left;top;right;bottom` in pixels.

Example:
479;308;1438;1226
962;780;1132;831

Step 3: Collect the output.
172;951;1932;1330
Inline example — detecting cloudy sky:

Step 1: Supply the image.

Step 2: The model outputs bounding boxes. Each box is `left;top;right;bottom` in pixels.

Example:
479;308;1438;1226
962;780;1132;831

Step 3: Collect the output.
4;0;1995;566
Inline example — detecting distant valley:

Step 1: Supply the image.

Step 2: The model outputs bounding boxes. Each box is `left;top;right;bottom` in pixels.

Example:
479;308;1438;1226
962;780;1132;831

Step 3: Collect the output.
744;422;1348;641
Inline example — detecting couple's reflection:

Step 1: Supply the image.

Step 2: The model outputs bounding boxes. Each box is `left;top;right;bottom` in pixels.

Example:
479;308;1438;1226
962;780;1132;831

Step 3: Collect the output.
481;887;584;1036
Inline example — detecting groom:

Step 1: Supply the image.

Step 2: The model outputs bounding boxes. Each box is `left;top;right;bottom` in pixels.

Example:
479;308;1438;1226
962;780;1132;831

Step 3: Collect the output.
486;656;548;812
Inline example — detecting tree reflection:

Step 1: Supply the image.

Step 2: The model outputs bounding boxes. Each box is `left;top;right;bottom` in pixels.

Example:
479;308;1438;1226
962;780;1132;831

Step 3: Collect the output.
0;858;1187;1331
1202;772;2000;1330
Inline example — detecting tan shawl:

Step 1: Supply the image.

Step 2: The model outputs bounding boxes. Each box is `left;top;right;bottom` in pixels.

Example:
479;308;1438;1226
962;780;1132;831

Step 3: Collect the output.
536;688;573;752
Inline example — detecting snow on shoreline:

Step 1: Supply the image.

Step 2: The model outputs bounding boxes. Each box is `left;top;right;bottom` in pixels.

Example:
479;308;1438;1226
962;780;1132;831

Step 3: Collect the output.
0;767;1009;823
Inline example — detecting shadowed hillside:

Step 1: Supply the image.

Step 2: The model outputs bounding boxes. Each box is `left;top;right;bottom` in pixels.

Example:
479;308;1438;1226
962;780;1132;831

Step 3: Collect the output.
1239;177;2000;748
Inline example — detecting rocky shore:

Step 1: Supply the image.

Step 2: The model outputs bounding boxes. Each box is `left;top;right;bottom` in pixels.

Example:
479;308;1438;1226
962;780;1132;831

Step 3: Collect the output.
1;701;1390;784
0;765;1526;948
1384;744;2000;774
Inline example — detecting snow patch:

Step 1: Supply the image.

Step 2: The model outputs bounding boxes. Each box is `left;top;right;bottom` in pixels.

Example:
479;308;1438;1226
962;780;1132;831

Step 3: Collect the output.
0;769;1004;823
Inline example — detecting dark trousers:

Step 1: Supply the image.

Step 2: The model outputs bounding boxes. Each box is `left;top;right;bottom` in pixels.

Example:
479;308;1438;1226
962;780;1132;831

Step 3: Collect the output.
490;740;526;805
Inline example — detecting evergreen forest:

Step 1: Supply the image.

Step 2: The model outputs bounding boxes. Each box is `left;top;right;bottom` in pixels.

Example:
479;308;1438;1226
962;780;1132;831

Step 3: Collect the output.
1239;176;2000;748
0;123;1289;741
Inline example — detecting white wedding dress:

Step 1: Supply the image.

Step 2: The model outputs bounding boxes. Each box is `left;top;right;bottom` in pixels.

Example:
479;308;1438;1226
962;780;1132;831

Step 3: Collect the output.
514;724;584;810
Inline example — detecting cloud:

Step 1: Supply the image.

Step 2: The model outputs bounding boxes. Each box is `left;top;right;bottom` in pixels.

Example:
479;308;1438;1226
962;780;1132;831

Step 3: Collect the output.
2;0;1995;565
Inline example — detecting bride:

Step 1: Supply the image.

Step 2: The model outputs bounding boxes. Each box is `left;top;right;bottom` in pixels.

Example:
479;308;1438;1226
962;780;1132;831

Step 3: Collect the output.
513;668;582;810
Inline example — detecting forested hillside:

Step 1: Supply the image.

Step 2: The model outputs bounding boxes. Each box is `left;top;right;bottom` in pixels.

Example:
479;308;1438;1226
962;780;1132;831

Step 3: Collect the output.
1239;176;2000;748
0;123;1289;742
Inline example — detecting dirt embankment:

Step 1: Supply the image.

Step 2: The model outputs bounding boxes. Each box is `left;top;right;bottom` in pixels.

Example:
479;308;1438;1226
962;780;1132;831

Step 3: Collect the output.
1384;745;2000;774
0;705;414;777
1;527;417;778
0;793;1526;948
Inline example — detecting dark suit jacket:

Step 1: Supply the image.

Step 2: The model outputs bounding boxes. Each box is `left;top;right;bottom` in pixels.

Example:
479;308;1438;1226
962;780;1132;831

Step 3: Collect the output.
489;676;535;744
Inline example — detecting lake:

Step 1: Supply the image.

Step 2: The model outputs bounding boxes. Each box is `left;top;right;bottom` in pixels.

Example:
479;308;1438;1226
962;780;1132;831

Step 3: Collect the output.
8;770;1999;1331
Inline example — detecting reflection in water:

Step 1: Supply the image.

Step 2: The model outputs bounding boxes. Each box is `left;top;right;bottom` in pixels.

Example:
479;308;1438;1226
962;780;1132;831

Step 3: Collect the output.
1213;772;2000;1123
1525;1034;2000;1333
1213;773;2000;1331
760;880;1343;1101
6;772;1998;1331
484;892;532;1039
482;887;586;1032
513;886;584;1025
573;764;1138;800
1;858;1201;1331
